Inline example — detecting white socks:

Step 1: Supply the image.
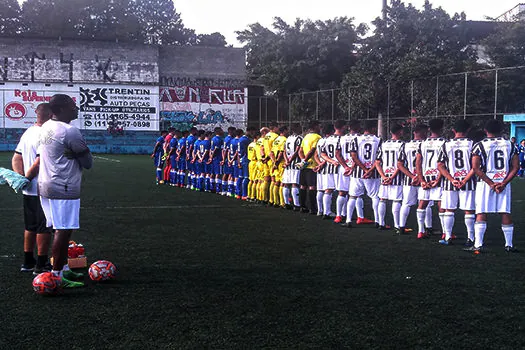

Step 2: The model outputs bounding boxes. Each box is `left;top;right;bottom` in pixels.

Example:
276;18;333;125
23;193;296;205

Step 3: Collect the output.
323;193;333;215
502;224;514;247
291;187;300;207
417;209;426;234
378;200;387;226
425;206;433;229
392;201;401;229
474;221;487;248
356;197;364;219
464;214;475;241
346;197;357;223
283;187;291;205
399;204;411;228
372;197;380;223
336;195;347;217
443;212;455;240
316;191;324;214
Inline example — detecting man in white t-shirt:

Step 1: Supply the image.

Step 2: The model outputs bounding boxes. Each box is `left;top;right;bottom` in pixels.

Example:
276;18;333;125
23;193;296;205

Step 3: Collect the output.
38;94;92;287
12;103;53;274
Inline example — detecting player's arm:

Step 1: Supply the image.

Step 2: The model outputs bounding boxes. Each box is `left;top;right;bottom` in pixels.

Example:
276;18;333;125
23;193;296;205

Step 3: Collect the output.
313;149;325;172
375;159;388;180
415;153;429;189
497;153;520;192
151;141;161;158
335;149;351;172
351;152;367;172
321;150;338;166
12;152;24;176
472;154;494;188
25;157;40;181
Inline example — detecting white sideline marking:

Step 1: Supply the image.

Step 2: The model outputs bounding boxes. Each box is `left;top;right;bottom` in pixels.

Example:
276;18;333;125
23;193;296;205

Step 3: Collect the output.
93;155;121;163
0;204;231;211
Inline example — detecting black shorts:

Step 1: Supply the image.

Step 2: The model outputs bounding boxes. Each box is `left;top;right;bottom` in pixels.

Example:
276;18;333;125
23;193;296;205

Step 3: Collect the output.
23;195;52;233
300;169;317;188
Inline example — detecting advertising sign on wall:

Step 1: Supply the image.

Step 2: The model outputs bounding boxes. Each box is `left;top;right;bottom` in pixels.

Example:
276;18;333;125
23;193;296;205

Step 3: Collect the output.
0;82;159;131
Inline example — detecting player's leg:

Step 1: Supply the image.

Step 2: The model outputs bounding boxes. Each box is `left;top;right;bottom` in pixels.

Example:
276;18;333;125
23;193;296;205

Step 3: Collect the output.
499;184;515;251
390;186;403;233
34;196;52;274
364;179;381;227
335;191;347;223
323;189;334;218
377;184;388;229
399;186;417;235
417;187;431;238
439;191;457;244
343;178;364;227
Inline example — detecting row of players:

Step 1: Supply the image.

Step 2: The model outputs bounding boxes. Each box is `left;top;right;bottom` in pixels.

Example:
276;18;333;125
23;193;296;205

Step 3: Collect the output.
152;118;519;252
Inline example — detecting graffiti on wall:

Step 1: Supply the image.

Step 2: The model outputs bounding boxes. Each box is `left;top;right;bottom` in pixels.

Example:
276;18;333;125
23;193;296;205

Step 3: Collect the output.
0;52;158;83
160;86;247;129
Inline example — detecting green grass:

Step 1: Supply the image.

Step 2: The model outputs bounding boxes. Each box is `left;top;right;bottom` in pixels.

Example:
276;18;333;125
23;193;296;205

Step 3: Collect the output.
0;152;524;349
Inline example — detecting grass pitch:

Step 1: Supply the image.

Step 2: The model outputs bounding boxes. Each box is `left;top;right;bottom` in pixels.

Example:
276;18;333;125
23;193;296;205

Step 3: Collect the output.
0;152;524;349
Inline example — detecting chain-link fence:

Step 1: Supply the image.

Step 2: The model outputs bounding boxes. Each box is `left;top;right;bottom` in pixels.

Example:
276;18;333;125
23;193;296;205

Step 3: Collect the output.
248;66;525;138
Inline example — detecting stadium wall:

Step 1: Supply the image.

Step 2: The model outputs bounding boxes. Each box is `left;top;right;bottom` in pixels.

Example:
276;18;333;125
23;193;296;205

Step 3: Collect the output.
0;37;247;154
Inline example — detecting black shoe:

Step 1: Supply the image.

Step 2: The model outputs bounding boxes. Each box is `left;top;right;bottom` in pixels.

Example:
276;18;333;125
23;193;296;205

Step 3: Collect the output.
33;262;52;276
375;223;380;229
394;228;402;235
274;204;281;208
341;222;353;228
341;216;347;223
285;204;293;210
425;227;434;236
505;246;518;253
20;263;35;272
322;215;332;220
378;225;390;231
310;210;317;215
464;239;474;247
293;206;301;212
300;208;310;214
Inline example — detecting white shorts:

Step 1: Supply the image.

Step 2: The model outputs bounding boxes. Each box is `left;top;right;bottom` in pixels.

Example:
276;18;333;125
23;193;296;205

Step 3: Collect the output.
441;190;475;211
40;197;80;230
475;182;511;214
317;173;336;191
336;170;350;192
378;185;403;201
349;178;380;198
402;186;418;207
282;169;301;185
418;187;442;201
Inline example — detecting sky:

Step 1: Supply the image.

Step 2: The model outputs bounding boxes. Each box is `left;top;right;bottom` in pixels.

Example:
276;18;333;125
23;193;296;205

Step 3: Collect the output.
176;0;522;46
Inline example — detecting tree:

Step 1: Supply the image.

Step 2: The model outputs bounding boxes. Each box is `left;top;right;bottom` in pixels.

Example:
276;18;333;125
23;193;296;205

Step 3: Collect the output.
340;0;479;121
20;0;85;38
237;17;366;96
0;0;21;35
196;32;227;47
484;22;525;114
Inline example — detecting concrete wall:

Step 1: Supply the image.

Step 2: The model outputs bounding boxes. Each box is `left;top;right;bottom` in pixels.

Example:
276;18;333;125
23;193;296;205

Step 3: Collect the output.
0;37;247;154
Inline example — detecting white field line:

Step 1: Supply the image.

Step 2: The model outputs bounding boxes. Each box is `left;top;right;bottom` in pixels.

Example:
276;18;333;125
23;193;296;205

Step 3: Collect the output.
93;155;122;163
0;204;239;211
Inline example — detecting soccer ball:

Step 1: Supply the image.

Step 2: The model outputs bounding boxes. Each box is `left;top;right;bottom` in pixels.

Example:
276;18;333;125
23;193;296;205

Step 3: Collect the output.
32;272;61;295
88;260;117;281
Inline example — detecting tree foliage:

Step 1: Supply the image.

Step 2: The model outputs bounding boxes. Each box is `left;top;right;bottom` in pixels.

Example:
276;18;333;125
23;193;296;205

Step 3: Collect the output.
0;0;225;47
340;0;479;120
237;17;366;95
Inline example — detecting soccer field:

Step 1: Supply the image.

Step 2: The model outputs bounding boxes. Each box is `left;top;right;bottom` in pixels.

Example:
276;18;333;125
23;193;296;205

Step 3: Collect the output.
0;152;524;349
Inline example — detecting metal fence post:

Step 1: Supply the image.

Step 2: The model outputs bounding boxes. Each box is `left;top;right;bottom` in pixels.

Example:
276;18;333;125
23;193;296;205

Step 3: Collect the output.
316;91;319;120
463;72;468;119
331;89;335;121
347;87;351;120
494;69;499;119
410;80;414;117
265;97;268;125
259;97;262;128
276;97;279;124
435;76;439;117
288;94;292;128
387;82;391;134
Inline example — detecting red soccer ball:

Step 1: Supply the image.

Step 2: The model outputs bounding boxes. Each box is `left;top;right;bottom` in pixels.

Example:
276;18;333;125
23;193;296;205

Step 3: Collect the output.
32;272;61;295
88;260;117;281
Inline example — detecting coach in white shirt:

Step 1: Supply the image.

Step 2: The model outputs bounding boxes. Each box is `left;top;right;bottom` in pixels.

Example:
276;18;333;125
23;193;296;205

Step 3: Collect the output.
37;94;92;278
12;103;53;274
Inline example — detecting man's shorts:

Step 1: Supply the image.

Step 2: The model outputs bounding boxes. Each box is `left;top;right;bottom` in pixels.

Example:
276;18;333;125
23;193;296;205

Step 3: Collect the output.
40;197;80;230
249;161;257;181
300;169;317;188
441;190;475;211
378;185;403;201
336;168;350;192
282;168;301;185
223;164;234;176
475;182;511;214
170;157;178;170
178;158;187;171
23;195;52;233
194;162;203;174
349;178;380;198
402;186;418;207
154;154;164;168
317;173;336;191
273;163;285;182
258;162;271;178
203;163;212;174
211;158;223;175
186;158;194;172
418;187;442;201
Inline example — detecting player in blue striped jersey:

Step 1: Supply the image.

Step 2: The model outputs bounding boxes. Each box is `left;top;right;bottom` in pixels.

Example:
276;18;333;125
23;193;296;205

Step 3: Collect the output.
376;124;405;233
437;119;476;246
175;130;187;187
167;130;181;186
236;129;251;199
151;130;168;184
209;127;224;193
468;119;520;253
185;127;198;189
221;127;236;195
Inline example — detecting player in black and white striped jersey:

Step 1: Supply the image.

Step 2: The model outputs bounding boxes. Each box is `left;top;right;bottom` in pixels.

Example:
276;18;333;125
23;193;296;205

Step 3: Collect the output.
282;123;304;210
415;119;447;239
397;124;432;236
313;124;334;217
335;120;367;225
437;119;476;246
320;120;345;220
344;121;382;228
376;124;405;233
468;119;520;253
